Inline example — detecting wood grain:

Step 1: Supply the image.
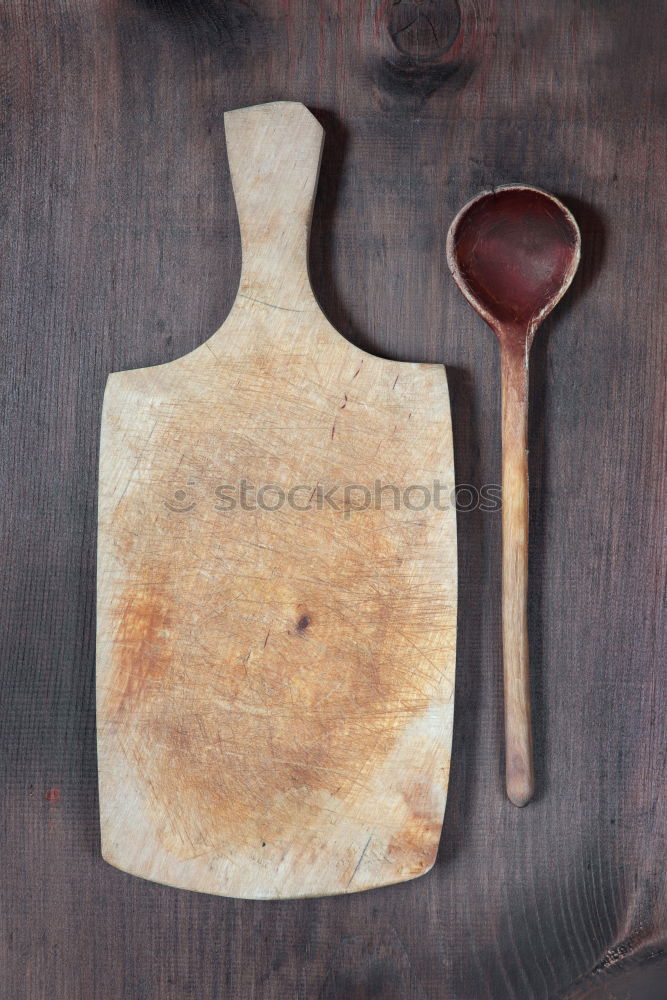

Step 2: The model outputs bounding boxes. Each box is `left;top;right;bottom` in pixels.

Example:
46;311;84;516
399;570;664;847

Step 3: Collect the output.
499;347;534;806
447;185;582;808
1;0;665;996
96;100;457;898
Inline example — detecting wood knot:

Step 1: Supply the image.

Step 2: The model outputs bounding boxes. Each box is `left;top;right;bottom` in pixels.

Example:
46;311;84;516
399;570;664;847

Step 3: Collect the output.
387;0;461;62
373;0;482;106
295;614;311;633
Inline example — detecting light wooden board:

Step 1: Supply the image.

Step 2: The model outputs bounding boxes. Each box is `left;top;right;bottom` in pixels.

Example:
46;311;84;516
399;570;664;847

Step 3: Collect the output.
96;101;457;899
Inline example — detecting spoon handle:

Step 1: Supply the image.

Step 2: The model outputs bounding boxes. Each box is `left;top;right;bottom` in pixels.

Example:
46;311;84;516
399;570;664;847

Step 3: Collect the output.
500;345;534;806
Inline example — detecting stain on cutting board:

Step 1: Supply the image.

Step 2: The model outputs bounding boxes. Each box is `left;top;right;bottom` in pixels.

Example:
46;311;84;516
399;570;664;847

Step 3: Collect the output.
96;102;456;897
101;358;454;879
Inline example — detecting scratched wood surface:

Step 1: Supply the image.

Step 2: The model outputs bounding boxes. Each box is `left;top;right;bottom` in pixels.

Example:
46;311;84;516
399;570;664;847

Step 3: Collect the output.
0;0;664;997
96;99;457;899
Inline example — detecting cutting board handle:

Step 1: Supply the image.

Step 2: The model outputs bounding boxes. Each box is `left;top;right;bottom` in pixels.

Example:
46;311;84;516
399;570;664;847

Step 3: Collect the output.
224;101;324;313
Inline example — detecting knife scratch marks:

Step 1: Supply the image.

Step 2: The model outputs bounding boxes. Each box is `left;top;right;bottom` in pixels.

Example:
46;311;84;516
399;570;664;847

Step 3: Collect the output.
116;419;159;505
238;292;304;313
347;835;372;887
99;353;455;875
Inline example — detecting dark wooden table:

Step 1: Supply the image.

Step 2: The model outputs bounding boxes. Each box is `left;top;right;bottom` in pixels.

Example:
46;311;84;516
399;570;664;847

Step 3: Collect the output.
2;2;664;997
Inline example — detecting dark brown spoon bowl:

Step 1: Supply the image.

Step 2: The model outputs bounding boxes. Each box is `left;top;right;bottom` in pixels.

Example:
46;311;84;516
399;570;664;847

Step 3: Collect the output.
447;185;581;806
447;185;580;342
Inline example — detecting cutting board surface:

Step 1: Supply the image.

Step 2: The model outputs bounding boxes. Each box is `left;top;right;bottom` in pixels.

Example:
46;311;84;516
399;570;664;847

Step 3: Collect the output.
96;101;457;898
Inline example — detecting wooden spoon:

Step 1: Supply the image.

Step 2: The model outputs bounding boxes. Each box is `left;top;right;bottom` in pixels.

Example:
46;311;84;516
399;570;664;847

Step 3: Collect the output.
447;185;581;806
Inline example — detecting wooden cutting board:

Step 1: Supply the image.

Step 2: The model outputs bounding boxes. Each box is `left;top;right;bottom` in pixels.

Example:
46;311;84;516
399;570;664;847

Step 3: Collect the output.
96;101;457;899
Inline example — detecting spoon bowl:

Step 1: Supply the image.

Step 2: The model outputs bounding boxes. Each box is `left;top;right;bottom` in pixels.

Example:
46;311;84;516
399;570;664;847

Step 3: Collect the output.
447;185;581;343
447;185;581;806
